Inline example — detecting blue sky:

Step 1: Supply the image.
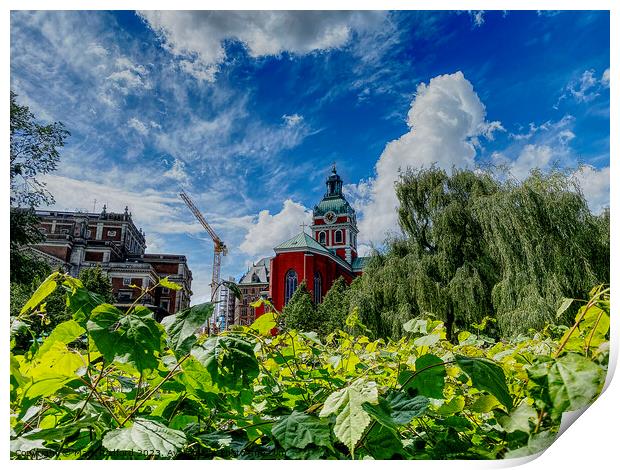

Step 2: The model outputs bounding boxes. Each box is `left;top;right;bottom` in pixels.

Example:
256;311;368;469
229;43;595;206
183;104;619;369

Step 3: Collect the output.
10;10;610;303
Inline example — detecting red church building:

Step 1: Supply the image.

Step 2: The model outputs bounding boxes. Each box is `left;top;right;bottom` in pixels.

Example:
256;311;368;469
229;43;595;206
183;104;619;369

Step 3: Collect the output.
269;166;368;311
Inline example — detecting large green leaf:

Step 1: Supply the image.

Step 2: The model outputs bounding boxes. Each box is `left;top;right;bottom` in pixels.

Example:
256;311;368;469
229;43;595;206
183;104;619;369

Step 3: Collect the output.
160;277;182;291
162;302;213;356
271;411;332;450
250;312;277;336
362;398;398;430
23;342;86;399
319;378;378;454
67;287;106;325
498;401;537;433
362;424;407;459
36;320;85;358
191;334;259;389
455;355;513;410
20;272;60;315
23;416;99;440
547;353;605;416
399;354;446;399
87;304;164;372
102;418;186;455
504;430;556;459
10;437;48;454
386;391;430;424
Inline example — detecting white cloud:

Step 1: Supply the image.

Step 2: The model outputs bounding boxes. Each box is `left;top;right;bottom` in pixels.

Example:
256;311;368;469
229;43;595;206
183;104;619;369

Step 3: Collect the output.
601;68;610;87
128;117;149;135
240;199;312;258
41;174;200;236
572;165;610;214
163;158;190;185
282;113;304;127
470;11;485;27
492;145;554;181
354;71;502;244
138;11;384;81
556;68;610;107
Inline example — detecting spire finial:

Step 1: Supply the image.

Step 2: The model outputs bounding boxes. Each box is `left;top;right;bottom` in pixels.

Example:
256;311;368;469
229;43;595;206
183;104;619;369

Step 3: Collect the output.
331;161;337;174
300;221;308;233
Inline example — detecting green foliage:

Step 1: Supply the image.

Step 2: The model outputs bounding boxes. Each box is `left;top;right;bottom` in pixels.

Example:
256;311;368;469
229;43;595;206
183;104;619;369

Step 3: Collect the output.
87;304;164;373
349;167;609;339
162;303;214;356
10;276;609;460
282;281;321;333
78;267;115;303
317;276;350;333
10;90;69;208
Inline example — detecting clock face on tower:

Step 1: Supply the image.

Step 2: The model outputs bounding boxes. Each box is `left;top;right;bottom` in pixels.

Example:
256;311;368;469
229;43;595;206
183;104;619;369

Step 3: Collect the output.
324;211;336;224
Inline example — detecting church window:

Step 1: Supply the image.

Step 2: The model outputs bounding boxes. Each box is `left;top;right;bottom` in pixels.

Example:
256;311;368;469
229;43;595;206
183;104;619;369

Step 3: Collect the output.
335;230;343;243
284;269;298;305
313;272;322;304
319;231;326;245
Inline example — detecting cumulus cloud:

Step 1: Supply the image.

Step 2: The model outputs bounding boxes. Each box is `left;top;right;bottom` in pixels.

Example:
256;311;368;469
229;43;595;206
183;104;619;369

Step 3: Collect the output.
354;71;503;244
492;145;555;181
138;11;384;81
240;199;312;258
572;165;610;214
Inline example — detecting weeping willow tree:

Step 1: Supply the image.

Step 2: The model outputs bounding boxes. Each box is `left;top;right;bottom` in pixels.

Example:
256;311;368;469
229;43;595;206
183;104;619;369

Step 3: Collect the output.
350;166;609;339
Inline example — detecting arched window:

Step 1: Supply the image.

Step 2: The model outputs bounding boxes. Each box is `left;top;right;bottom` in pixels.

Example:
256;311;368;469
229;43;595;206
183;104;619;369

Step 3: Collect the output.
319;231;326;245
284;269;298;305
313;272;322;305
335;229;343;243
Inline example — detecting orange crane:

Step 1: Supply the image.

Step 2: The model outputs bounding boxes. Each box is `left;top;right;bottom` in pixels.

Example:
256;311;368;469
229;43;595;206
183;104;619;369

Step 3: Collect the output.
179;190;228;331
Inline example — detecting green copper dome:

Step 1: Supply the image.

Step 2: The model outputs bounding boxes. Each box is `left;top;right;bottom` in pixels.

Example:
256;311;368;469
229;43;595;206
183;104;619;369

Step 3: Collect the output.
313;165;356;217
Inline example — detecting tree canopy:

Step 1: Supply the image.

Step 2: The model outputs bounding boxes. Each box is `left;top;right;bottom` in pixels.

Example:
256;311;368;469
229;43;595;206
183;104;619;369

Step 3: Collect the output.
10;91;69;284
349;167;609;339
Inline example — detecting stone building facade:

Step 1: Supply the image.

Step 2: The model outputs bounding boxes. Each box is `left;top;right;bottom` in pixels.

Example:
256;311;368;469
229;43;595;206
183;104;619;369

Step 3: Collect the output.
234;257;270;326
26;206;192;318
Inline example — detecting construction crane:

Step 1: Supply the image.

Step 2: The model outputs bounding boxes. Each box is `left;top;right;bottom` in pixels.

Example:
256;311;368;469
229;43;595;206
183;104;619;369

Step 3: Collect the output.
179;190;228;331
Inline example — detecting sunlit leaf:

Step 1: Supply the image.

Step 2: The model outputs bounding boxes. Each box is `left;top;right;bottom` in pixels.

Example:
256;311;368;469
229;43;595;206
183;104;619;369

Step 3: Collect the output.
319;379;378;454
162;302;213;356
102;418;186;454
160;277;182;291
20;272;60;315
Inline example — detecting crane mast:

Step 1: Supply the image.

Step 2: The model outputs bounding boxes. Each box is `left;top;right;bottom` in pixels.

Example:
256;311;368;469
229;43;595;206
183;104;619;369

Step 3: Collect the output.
179;191;228;330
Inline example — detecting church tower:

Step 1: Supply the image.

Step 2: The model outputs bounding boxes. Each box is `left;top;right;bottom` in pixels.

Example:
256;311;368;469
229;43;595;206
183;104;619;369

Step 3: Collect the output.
311;165;358;264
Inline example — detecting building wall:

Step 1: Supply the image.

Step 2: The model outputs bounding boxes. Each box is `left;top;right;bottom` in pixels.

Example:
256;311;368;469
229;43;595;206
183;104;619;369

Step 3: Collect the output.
269;251;354;311
29;209;191;318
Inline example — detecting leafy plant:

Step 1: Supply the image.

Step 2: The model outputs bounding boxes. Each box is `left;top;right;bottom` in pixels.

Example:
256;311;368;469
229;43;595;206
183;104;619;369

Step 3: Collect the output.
10;274;609;460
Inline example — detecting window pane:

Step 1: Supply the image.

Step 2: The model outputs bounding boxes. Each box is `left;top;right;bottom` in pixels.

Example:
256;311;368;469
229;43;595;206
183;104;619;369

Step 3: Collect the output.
285;270;298;305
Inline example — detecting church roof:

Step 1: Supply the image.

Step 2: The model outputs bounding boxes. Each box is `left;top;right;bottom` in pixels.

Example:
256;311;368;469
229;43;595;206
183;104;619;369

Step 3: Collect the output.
239;257;271;284
274;231;331;253
351;256;370;271
314;196;355;217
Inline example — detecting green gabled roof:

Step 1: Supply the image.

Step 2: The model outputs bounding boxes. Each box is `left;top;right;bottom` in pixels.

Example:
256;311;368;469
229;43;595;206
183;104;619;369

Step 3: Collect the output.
274;231;331;254
351;256;370;271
